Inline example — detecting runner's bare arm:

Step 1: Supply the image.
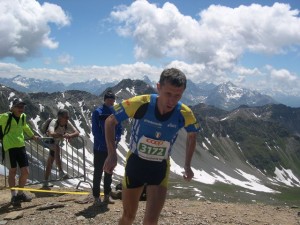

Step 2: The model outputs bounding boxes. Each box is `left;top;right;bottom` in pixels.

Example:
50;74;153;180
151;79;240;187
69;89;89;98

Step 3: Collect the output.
103;114;119;174
183;132;197;181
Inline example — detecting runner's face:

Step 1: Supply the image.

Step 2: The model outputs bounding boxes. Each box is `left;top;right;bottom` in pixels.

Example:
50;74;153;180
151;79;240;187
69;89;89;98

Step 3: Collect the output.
157;82;185;114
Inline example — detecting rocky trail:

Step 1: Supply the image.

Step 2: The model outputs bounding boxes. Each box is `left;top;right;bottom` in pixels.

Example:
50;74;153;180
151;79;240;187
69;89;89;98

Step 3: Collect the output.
0;183;300;225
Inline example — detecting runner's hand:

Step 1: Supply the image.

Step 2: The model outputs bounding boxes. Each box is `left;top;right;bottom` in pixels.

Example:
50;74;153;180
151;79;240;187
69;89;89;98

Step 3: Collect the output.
103;154;117;174
183;166;194;181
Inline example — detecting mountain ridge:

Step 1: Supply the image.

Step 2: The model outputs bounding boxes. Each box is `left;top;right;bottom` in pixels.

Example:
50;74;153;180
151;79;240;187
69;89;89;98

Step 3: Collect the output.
1;80;300;204
0;75;281;110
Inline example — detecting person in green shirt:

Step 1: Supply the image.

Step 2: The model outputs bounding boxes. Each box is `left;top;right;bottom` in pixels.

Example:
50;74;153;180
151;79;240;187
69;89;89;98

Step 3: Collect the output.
0;98;39;207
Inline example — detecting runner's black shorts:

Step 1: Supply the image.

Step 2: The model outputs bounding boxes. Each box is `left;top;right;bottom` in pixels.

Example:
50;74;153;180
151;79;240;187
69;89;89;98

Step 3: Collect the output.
123;152;170;189
4;146;29;169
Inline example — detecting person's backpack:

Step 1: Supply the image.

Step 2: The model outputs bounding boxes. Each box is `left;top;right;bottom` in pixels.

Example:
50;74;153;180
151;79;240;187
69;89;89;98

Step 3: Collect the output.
0;112;25;140
0;112;25;161
0;113;13;141
40;118;66;136
40;118;54;136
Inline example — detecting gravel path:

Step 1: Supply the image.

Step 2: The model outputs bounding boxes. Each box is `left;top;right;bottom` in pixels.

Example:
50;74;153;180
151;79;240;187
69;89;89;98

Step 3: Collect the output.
0;186;300;225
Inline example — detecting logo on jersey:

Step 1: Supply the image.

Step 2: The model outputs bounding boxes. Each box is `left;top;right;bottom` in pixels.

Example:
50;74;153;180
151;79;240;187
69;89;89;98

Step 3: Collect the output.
155;132;161;139
125;99;130;106
167;123;177;128
144;119;162;127
146;138;164;146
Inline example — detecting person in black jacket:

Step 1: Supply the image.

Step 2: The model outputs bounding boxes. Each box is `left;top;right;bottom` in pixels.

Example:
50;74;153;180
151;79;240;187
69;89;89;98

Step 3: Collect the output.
91;90;122;206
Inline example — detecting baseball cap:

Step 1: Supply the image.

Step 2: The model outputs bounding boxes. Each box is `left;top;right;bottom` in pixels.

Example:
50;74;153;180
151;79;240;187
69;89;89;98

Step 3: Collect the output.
104;90;115;100
12;98;26;107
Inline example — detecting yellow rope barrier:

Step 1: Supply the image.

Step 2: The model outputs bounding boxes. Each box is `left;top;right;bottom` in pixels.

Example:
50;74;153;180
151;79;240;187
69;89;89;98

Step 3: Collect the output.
11;187;90;195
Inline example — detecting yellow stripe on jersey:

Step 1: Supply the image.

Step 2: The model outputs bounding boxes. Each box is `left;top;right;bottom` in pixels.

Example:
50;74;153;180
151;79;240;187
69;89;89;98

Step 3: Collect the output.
121;95;151;118
180;103;198;127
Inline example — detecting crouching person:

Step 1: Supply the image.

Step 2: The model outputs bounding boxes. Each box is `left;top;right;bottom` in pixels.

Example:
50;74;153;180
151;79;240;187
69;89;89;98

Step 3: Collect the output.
43;109;79;187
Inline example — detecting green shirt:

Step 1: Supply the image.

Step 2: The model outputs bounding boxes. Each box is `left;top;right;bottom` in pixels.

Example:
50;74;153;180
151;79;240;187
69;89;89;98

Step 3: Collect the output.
0;112;34;151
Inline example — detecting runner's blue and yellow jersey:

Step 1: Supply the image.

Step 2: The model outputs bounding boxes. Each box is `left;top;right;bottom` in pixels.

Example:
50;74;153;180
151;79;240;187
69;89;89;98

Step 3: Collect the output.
112;94;200;161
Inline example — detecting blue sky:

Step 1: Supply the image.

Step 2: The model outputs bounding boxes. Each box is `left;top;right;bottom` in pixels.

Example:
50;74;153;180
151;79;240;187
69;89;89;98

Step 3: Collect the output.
0;0;300;97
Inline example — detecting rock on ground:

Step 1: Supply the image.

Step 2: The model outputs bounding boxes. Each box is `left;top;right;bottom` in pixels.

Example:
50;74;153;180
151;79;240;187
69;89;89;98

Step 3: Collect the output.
0;186;300;225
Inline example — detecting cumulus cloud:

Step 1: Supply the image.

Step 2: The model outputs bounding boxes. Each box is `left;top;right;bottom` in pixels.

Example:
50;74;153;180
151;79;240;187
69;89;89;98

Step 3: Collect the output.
107;1;300;95
1;1;300;97
110;1;300;69
0;0;70;61
111;1;205;62
0;61;161;84
1;59;300;96
270;67;297;81
231;65;300;95
267;66;300;94
57;53;74;65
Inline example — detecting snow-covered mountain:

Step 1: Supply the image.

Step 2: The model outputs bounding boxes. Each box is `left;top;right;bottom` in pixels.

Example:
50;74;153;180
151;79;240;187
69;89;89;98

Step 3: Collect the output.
67;79;118;95
0;75;66;93
0;75;289;111
0;75;116;95
144;79;277;110
204;81;276;110
0;82;300;204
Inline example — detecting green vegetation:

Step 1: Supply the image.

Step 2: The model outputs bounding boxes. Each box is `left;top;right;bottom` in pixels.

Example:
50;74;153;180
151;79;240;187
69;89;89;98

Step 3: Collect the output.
273;186;300;206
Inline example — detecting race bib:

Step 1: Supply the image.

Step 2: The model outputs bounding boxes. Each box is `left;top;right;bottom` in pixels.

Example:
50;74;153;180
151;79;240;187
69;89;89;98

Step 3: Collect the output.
137;136;170;161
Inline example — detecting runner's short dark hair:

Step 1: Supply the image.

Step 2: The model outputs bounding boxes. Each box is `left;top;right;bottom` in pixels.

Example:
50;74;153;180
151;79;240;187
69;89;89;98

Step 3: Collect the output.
159;68;187;89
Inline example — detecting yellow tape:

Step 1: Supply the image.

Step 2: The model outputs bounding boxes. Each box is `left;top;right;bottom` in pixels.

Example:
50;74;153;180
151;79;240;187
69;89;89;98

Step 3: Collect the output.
11;187;90;195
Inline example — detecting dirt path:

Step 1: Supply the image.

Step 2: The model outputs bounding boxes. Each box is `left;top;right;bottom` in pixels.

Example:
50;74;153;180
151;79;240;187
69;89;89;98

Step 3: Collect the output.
0;186;300;225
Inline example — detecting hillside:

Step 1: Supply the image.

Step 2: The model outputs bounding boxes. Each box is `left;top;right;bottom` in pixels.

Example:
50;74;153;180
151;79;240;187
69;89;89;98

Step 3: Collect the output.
1;82;300;206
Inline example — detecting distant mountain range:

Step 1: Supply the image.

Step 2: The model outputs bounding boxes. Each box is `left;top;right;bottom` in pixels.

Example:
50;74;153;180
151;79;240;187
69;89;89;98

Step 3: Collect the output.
0;75;117;95
1;80;300;204
1;75;292;110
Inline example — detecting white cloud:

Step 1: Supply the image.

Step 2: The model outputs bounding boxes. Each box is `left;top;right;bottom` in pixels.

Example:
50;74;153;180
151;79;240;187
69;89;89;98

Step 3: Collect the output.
109;1;300;91
111;1;206;62
0;61;161;84
266;66;300;94
57;53;74;65
111;2;300;68
1;60;300;96
270;68;297;81
0;0;70;61
0;62;22;71
0;1;300;97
